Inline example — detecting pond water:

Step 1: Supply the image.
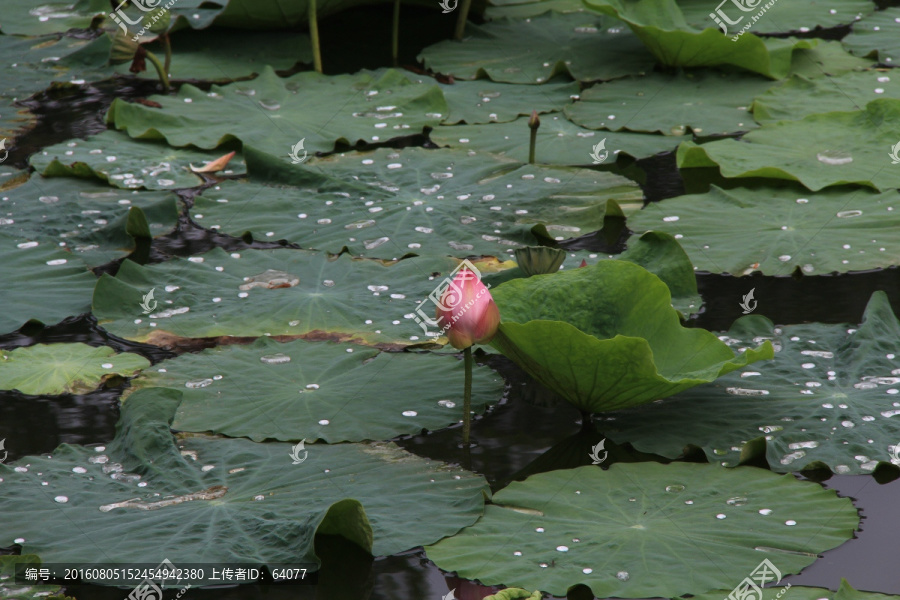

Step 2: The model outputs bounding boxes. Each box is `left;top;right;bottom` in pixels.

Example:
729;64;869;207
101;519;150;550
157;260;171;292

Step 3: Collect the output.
2;2;899;599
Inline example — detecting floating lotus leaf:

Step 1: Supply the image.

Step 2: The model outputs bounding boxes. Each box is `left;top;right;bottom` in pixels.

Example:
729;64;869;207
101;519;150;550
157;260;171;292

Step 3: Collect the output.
426;462;857;598
418;13;657;84
210;0;431;28
0;173;180;266
603;291;900;475
438;78;580;125
677;0;876;34
191;147;641;256
488;260;772;413
583;0;816;79
130;336;504;443
430;113;678;165
566;70;774;136
0;388;490;568
106;67;447;158
787;40;876;78
627;185;900;275
753;71;900;124
0;343;149;395
842;8;900;64
0;231;97;334
31;130;246;190
92;248;466;347
677;100;900;192
0;0;109;35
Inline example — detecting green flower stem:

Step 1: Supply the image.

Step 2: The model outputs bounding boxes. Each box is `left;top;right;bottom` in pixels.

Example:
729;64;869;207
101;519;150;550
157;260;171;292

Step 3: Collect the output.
454;0;473;41
309;0;323;73
392;0;401;67
463;346;473;445
162;33;172;76
144;49;170;92
528;126;537;164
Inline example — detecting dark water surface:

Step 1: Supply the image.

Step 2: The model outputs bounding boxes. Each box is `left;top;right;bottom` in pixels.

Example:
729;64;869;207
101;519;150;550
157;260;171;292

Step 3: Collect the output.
2;5;898;599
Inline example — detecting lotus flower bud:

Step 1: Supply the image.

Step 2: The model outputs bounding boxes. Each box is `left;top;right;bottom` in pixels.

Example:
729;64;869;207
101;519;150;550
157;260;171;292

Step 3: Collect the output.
514;246;566;276
436;268;500;349
528;110;540;130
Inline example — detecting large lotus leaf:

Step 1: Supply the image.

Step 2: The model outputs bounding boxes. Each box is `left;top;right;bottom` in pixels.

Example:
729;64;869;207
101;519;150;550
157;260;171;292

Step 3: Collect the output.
628;185;900;276
489;260;773;412
211;0;431;28
677;99;900;192
0;387;490;567
602;291;900;473
130;336;504;442
565;70;775;136
31;130;246;190
111;27;310;82
0;0;109;35
0;232;97;334
106;67;447;158
485;0;587;20
753;71;900;125
0;173;180;267
677;0;876;34
431;113;679;165
842;8;900;64
583;0;815;79
191;147;642;256
603;291;900;474
92;248;466;347
694;580;900;600
0;343;149;395
438;78;581;125
418;13;657;84
425;462;857;598
787;40;876;79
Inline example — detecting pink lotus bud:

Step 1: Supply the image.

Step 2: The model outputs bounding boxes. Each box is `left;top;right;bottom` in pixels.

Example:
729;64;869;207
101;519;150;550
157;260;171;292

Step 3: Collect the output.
436;268;500;349
579;259;588;268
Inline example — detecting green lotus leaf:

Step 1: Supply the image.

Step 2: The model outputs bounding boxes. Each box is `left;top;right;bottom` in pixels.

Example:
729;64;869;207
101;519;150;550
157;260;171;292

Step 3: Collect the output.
753;71;900;125
192;147;642;257
627;185;900;275
0;173;180;267
693;579;900;600
488;259;772;413
111;27;311;82
604;291;900;475
92;248;466;347
0;387;490;568
210;0;431;28
583;0;816;79
106;67;447;158
566;70;775;136
425;462;857;598
438;77;580;125
430;112;679;165
0;232;97;334
787;40;876;78
842;7;900;64
677;99;900;192
0;343;149;395
0;0;109;35
484;589;542;600
31;130;246;190
418;13;657;84
130;336;504;443
677;0;876;33
485;0;587;20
